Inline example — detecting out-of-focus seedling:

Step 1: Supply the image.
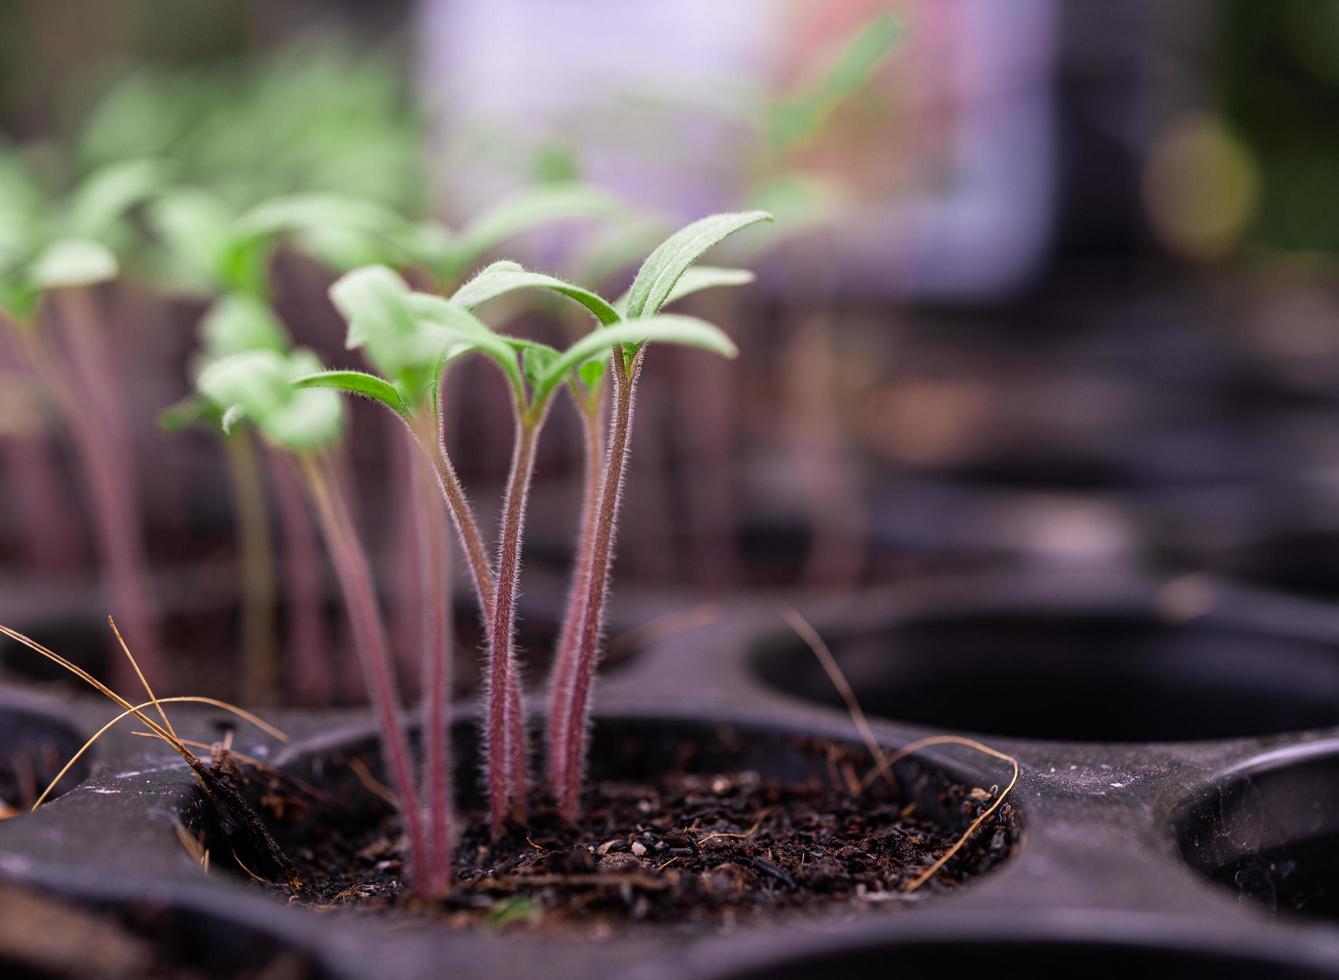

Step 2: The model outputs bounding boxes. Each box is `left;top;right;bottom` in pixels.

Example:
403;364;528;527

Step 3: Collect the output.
0;153;168;685
196;345;440;894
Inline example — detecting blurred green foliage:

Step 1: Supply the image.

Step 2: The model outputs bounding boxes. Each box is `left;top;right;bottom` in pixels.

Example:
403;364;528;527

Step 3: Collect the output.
1214;0;1339;252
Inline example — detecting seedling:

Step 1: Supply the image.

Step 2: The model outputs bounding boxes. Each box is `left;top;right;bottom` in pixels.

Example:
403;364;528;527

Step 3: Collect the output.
0;153;168;686
299;213;758;839
542;211;771;820
194;343;443;892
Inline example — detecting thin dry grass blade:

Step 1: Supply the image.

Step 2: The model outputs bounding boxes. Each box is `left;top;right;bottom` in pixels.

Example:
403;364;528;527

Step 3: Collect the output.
31;695;289;810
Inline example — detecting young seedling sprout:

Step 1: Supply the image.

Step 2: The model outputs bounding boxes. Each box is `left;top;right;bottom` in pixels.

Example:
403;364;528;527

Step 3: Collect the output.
544;210;772;820
303;210;760;835
194;344;443;892
0;155;168;687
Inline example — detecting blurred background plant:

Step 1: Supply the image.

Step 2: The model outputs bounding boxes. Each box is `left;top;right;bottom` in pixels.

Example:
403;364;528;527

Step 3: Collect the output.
3;0;1339;706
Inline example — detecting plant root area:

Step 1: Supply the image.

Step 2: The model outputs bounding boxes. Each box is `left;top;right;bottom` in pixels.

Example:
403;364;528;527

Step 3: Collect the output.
245;747;1017;934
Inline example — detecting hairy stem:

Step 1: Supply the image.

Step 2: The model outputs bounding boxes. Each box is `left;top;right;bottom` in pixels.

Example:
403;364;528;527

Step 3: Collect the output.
223;432;277;705
545;393;604;796
485;406;547;833
265;447;330;706
299;453;430;890
411;409;454;894
558;351;643;822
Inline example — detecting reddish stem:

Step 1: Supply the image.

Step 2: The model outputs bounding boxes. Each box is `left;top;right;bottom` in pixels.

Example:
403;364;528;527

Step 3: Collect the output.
265;448;331;706
558;352;643;821
299;454;430;890
14;323;162;688
545;394;604;796
485;408;546;832
411;410;454;894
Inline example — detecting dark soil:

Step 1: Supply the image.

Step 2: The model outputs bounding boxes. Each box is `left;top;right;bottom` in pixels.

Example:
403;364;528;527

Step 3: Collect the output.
237;740;1017;935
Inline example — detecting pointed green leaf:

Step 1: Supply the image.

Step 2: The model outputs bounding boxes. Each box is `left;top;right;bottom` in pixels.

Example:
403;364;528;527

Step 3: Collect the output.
443;183;620;280
577;356;607;392
158;394;215;432
534;314;736;405
624;211;772;319
768;13;901;153
28;238;118;290
522;345;560;394
64;157;167;240
407;292;524;395
614;265;755;315
292;369;410;419
452;260;620;325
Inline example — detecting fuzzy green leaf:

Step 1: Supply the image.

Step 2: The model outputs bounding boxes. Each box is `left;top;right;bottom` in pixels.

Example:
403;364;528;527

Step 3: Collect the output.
407;293;524;393
329;265;440;389
624;211;772;319
522;344;560;394
615;265;755;315
452;260;621;326
198;349;343;451
534;314;736;404
28;238;118;290
292;368;410;419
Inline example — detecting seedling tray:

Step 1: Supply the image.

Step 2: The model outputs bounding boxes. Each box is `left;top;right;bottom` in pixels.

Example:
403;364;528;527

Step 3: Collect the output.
2;570;1339;978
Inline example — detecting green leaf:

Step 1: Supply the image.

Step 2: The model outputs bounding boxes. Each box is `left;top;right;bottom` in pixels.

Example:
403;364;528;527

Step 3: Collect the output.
64;157;167;240
158;394;214;432
236;192;411;241
329;265;438;384
768;13;901;153
522;345;560;394
202;293;288;359
292;368;410;419
534;314;736;405
148;188;237;291
442;183;620;280
406;292;525;397
197;349;343;452
577;356;607;392
28;238;118;290
614;265;755;315
624;211;772;319
451;260;621;326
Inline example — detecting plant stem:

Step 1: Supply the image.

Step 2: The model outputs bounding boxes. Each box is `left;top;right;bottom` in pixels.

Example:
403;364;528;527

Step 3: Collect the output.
411;409;454;894
298;453;430;891
223;432;277;705
545;393;604;796
485;405;547;833
12;322;162;689
558;351;643;822
265;447;331;706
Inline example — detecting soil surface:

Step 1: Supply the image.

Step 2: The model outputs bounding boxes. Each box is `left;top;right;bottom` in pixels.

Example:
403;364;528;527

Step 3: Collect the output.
239;741;1017;935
